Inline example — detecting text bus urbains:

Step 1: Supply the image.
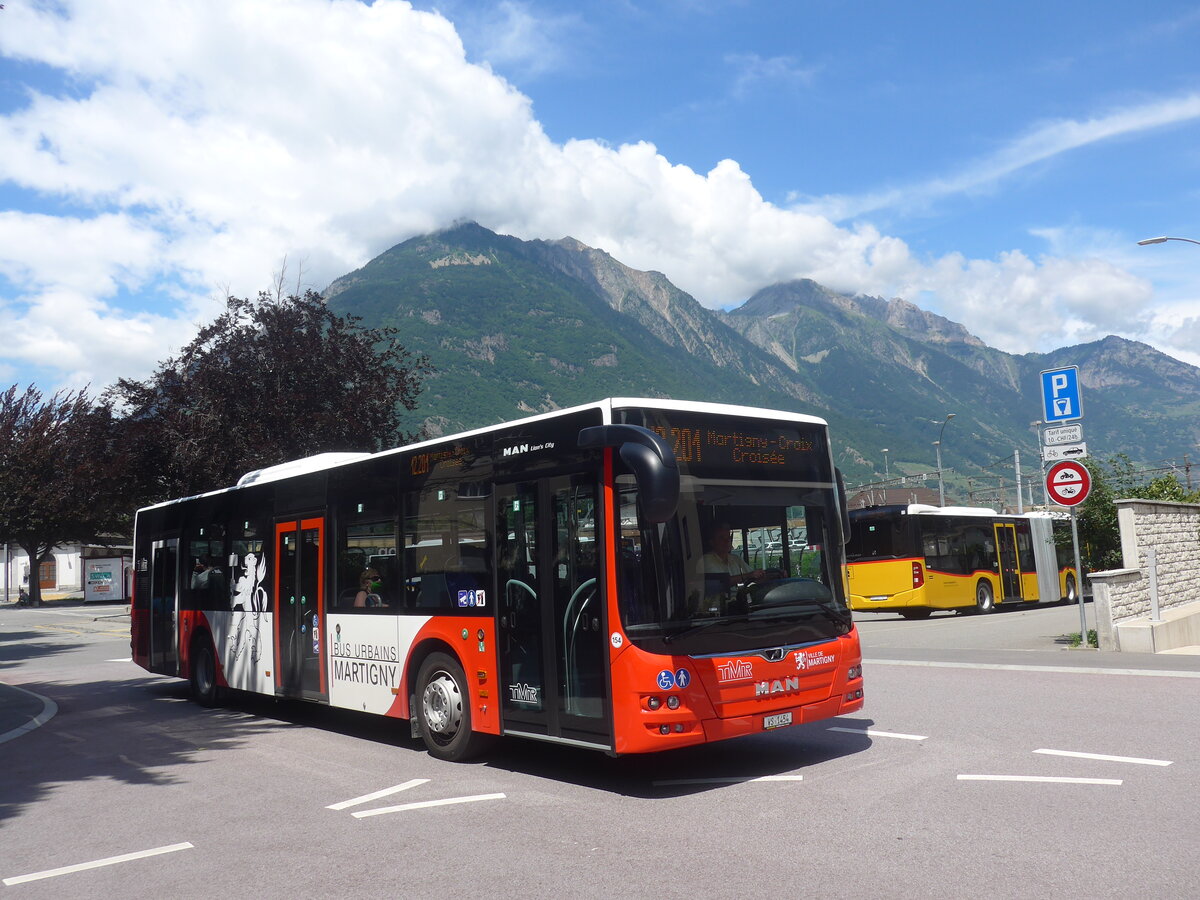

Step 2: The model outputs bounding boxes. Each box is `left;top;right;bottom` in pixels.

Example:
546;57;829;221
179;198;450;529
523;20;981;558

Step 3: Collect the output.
846;504;1077;618
131;398;863;760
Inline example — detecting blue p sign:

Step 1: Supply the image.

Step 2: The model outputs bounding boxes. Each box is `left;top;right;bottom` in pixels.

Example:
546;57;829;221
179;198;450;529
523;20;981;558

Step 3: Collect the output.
1041;366;1082;423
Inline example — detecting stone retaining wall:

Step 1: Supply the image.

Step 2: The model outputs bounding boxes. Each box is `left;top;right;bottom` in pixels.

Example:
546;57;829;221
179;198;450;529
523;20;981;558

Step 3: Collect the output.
1090;499;1200;651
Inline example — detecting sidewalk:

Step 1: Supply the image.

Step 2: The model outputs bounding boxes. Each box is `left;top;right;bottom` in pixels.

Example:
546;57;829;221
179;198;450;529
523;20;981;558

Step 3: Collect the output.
3;590;124;609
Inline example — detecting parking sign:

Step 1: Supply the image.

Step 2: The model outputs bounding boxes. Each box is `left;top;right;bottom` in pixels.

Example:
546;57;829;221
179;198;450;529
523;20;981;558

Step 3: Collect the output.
1041;366;1083;423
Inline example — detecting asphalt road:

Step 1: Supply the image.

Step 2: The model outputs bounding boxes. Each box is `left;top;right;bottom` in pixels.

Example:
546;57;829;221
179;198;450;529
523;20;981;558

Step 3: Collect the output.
2;600;1198;899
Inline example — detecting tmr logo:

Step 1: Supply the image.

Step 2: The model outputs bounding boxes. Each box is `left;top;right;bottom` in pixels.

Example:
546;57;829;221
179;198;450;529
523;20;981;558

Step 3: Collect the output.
717;659;754;683
795;649;837;671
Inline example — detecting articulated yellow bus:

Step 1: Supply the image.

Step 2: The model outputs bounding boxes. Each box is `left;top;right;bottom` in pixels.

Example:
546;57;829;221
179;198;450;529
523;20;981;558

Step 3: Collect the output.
846;505;1077;618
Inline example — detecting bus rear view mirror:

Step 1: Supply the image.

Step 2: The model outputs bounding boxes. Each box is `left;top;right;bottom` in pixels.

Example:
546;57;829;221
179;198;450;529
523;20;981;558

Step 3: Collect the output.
578;425;680;523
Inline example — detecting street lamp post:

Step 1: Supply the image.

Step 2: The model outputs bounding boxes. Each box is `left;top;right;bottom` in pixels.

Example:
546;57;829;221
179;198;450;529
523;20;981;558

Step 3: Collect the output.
1137;236;1200;247
933;414;956;507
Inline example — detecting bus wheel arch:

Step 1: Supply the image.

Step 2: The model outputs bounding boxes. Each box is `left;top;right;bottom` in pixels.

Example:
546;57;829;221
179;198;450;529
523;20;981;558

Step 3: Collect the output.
974;580;995;614
189;630;220;707
413;649;494;762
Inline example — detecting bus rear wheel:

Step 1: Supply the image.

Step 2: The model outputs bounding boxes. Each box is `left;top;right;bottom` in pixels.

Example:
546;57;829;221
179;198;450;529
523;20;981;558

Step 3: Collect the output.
189;636;220;707
974;581;995;614
416;652;494;762
1063;575;1078;604
898;609;933;620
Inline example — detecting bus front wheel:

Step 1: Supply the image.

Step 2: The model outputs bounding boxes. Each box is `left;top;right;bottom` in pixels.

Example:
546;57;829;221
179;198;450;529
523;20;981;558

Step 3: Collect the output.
975;581;995;614
416;652;494;762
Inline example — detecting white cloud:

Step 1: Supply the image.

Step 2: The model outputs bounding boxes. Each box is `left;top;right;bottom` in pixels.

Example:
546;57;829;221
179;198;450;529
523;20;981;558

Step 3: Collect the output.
0;0;1180;391
797;93;1200;222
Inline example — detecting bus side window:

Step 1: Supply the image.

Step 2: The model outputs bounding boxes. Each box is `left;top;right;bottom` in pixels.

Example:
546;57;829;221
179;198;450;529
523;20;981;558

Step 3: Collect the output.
404;484;491;612
187;523;228;610
338;521;399;611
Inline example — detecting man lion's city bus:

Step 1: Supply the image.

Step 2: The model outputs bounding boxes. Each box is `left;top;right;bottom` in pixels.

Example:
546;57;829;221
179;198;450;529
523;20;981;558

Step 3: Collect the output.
846;504;1077;619
131;399;864;760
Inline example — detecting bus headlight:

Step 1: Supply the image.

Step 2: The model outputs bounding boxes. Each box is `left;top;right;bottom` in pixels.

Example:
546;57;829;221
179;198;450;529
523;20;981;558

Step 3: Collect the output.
666;695;681;710
647;696;662;710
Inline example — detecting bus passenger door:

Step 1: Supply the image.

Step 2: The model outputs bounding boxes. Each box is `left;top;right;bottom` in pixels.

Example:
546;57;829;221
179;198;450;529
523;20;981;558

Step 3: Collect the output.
274;518;327;700
994;523;1021;600
497;476;610;746
497;483;546;731
149;538;179;674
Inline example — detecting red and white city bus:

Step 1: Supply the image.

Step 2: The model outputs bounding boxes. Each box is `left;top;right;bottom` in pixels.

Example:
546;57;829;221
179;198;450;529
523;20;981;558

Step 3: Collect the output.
131;398;864;760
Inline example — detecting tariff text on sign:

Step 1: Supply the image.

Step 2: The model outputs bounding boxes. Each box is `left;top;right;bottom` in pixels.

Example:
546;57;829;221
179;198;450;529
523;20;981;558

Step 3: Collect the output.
1042;424;1083;446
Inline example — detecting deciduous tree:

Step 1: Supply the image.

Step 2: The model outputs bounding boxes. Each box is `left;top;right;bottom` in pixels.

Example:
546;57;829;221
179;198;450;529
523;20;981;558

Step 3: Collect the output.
108;290;431;503
0;385;125;605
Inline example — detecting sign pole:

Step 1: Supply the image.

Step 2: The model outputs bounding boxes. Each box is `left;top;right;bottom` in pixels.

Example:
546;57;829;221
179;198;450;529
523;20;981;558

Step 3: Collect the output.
1070;507;1088;645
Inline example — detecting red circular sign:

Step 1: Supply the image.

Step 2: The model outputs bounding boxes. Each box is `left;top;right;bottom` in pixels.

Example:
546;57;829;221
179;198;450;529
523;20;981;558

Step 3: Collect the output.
1046;460;1091;506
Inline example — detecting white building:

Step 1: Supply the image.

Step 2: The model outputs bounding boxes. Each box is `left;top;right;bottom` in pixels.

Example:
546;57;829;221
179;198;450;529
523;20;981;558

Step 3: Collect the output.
3;541;132;601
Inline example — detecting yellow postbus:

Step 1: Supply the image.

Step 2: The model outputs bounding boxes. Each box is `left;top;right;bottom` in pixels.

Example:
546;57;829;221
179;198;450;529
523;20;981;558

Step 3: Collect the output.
847;504;1077;619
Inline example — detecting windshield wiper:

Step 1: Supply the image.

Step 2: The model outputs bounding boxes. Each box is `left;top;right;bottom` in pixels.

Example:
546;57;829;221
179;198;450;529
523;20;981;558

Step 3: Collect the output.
663;615;748;644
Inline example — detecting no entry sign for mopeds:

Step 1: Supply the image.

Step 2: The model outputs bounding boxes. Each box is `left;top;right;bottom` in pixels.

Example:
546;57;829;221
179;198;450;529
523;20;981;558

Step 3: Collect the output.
1046;460;1091;506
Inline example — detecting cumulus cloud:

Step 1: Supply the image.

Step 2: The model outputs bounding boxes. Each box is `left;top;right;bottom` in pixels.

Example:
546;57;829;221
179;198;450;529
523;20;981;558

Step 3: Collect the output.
0;0;1169;390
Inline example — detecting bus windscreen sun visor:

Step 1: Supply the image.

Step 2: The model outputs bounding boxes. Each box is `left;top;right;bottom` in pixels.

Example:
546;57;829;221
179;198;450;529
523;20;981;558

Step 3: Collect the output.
578;425;679;523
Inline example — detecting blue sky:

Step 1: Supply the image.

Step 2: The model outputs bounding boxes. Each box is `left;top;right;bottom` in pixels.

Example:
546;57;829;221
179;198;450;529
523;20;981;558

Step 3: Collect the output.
1;0;1198;392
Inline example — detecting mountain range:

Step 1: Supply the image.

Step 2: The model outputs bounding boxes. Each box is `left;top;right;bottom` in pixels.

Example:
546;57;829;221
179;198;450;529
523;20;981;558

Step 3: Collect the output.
324;223;1200;491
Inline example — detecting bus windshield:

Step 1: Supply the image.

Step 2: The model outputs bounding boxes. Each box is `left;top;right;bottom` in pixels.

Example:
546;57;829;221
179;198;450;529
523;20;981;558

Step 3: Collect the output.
617;475;851;655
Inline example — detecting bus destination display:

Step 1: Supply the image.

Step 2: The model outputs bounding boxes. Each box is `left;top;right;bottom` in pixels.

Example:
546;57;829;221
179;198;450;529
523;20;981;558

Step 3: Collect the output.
631;411;828;479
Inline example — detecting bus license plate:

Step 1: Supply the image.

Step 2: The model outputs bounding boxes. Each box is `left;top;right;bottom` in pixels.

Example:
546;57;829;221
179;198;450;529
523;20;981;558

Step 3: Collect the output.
763;712;793;730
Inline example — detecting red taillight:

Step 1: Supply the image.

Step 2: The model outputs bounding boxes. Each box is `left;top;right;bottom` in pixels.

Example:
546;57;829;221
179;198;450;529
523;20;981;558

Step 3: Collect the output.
912;561;924;588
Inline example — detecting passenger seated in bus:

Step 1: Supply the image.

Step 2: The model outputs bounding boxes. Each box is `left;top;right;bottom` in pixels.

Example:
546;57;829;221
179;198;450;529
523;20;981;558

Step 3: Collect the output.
354;568;383;608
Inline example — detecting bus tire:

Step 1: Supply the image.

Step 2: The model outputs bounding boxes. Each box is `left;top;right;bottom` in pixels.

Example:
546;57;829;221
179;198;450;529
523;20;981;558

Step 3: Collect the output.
416;652;494;762
898;609;932;620
189;635;220;707
1063;575;1077;604
974;581;995;614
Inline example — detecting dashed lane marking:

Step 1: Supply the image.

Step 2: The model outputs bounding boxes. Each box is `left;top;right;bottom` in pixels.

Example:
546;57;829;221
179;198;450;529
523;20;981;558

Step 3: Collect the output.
958;775;1122;785
3;842;193;886
327;779;429;810
1033;748;1173;766
828;726;928;741
352;793;506;818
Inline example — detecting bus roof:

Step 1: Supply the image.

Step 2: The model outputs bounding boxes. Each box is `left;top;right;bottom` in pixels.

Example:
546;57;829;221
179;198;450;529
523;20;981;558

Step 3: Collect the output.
136;397;830;513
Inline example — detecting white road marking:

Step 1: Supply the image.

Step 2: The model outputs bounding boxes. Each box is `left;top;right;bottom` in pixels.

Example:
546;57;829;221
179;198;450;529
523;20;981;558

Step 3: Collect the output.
0;686;57;746
652;776;804;786
327;779;430;810
1033;748;1173;766
352;793;506;818
866;658;1200;678
3;842;193;886
828;726;928;741
958;775;1122;785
